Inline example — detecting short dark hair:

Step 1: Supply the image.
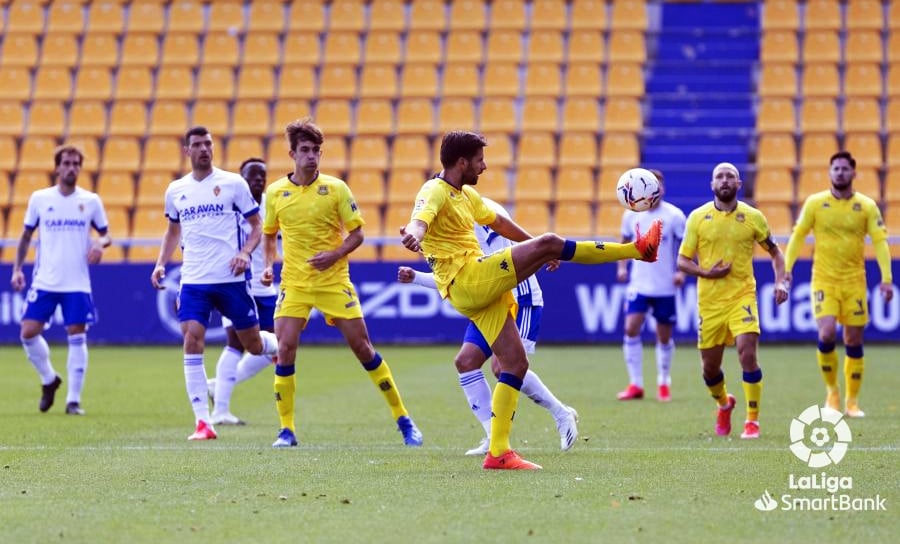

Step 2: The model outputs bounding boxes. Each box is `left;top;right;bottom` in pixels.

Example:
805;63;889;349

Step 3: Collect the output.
439;131;488;169
239;157;266;174
184;126;210;146
54;144;84;167
830;151;856;169
285;118;324;151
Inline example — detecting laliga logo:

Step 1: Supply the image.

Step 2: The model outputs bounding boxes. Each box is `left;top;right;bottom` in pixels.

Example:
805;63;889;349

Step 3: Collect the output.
789;405;852;468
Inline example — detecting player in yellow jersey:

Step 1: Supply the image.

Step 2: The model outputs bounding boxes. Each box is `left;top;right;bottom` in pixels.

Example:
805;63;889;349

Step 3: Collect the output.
260;118;422;448
400;131;662;469
784;151;893;418
677;163;789;440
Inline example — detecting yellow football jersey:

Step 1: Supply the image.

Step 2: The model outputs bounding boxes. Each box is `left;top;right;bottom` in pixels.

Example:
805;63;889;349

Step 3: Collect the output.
411;177;497;298
679;201;771;309
263;172;365;287
788;190;888;284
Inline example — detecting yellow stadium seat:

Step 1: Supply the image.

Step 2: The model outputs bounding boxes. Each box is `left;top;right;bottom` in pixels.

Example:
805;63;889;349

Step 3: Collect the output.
114;66;153;100
568;30;605;64
480;97;517;133
410;0;446;31
599;134;639;169
364;31;402;65
0;33;38;68
318;64;358;99
127;0;165;34
891;1;900;30
603;97;642;133
561;97;601;133
66;136;100;174
278;66;316;99
73;67;112;101
6;2;45;35
167;1;204;34
521;97;559;133
107;100;147;137
437;98;476;133
101;205;131;241
0;101;24;136
853;168;883;202
449;0;487;31
314;99;352;136
135;171;174;209
753;168;795;204
281;32;321;66
120;32;159;68
512;167;553;203
762;0;799;31
224;136;265;172
387;169;429;205
67;101;107;138
799;98;838;133
525;63;562;97
330;0;366;32
799;134;838;168
273;99;313;132
323;31;362;66
514;202;551;234
359;64;398;99
594;203;624;238
231;100;271;137
845;30;884;65
369;0;405;31
884;170;900;203
79;33;118;68
86;2;125;34
235;66;275;101
756;134;797;169
446;30;484;65
605;63;644;97
319;137;348;175
760;31;798;64
191;101;229;136
759;64;797;98
595;169;620;205
18;136;56;172
196;66;235;101
843;98;881;134
12;172;54;206
608;30;647;64
885;98;900;134
95;172;136;209
248;0;285;32
486;30;523;64
345;169;385;206
288;1;325;33
404;31;443;65
202;32;240;67
26;101;65;137
131;205;167;242
802;31;840;64
755;203;793;236
39;33;78;68
154;66;194;101
556;167;597;203
844;64;883;99
571;0;608;31
142;136;184;174
101;137;141;173
474;168;510;204
381;204;413;240
756;98;795;134
390;135;432;172
442;63;480;97
517;132;556;169
265;138;294;174
555;201;595;238
400;63;439;98
243;32;280;67
796;168;830;200
395;98;434;135
887;63;900;99
33;67;72;101
355;98;394;135
844;134;882;167
611;0;647;31
208;0;245;33
805;0;842;31
801;63;839;98
478;132;510;170
531;0;567;30
0;67;30;101
0;135;16;174
159;33;199;67
482;63;520;97
528;30;564;64
559;133;598;169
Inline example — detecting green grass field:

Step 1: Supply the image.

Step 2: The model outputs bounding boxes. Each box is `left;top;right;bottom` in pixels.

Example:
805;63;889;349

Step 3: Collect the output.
0;343;897;543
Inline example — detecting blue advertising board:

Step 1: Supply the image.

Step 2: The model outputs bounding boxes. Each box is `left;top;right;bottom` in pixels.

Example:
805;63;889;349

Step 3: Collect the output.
0;261;898;345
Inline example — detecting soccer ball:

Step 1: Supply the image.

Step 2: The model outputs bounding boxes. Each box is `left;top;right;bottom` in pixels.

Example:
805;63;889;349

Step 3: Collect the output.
616;168;661;212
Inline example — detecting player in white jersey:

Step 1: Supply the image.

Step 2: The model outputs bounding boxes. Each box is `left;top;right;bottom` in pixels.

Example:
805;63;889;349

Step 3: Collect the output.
397;197;579;455
10;145;111;415
615;170;687;402
150;127;278;441
207;158;278;425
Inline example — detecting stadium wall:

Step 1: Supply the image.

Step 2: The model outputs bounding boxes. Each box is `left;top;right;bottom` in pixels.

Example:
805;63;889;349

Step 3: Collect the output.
0;261;898;345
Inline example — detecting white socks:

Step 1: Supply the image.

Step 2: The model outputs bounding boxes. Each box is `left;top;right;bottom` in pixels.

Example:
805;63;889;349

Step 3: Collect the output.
656;339;674;387
623;335;644;388
521;370;567;419
213;346;241;414
259;330;278;356
184;354;210;423
458;369;492;437
66;333;88;404
22;335;57;384
236;353;273;383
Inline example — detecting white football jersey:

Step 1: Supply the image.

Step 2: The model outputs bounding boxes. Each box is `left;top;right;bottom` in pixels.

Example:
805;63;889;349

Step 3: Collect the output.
476;198;543;307
164;167;260;284
23;186;109;293
620;201;686;297
241;193;277;297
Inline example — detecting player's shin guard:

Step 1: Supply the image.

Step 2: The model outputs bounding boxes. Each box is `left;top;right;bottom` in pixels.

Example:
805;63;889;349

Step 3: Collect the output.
817;341;839;390
704;371;729;407
844;345;864;401
560;240;639;263
363;353;408;420
273;365;296;432
259;330;279;356
66;333;88;404
489;373;522;457
742;369;763;422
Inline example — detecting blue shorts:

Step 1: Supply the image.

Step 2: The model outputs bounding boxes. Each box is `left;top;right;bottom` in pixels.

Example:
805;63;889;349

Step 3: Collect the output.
464;305;543;359
625;293;677;325
221;294;277;330
22;289;97;326
177;282;259;330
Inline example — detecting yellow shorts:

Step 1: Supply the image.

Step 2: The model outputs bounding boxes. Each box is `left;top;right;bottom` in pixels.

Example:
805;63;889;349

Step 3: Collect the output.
697;295;761;349
274;281;364;327
811;278;868;326
447;247;519;346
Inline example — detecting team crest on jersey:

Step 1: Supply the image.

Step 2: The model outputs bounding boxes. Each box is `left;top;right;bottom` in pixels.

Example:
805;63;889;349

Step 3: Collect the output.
413;199;425;212
736;213;745;223
79;204;85;212
318;186;328;195
213;185;221;197
852;203;862;212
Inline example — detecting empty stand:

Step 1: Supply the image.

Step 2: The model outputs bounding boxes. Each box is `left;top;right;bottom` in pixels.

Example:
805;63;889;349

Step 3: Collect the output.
521;97;559;133
142;137;184;174
355;99;394;135
480;97;517;133
555;167;597;203
67;101;107;138
364;31;402;65
568;30;606;64
231;100;271;137
108;100;148;137
0;33;39;68
27;100;66;137
555;201;595;238
753;168;795;204
512;167;554;203
40;33;79;68
95;172;136;209
528;30;564;64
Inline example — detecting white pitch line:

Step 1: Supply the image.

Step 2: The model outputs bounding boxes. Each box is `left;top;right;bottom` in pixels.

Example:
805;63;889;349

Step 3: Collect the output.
0;444;897;452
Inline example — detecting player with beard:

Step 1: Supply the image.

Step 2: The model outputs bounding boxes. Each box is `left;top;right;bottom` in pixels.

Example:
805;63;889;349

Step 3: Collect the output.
677;163;790;439
784;151;892;418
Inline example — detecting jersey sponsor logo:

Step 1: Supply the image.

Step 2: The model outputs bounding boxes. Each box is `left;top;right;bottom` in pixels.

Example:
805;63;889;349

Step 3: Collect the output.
43;218;88;229
742;304;757;323
350;200;358;212
178;202;227;222
500;259;509;271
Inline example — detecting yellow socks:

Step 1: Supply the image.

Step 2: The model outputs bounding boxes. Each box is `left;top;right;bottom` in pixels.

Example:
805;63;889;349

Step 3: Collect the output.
844;350;864;402
742;369;763;422
816;341;839;391
363;353;408;420
274;365;296;432
570;241;639;263
489;373;522;457
704;371;730;407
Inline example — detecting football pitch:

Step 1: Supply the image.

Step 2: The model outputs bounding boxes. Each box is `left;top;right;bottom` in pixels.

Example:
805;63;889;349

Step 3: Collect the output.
1;343;897;543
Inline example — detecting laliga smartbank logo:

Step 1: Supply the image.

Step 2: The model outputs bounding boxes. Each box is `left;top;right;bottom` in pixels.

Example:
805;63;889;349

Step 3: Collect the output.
754;405;886;513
